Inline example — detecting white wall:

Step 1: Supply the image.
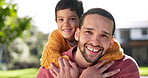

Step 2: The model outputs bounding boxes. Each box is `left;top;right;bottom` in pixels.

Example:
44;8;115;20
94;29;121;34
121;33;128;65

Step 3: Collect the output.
130;28;148;40
114;29;123;44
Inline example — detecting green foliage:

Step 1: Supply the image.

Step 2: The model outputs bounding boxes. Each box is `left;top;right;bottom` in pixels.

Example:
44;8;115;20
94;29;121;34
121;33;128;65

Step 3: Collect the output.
0;0;33;70
0;0;32;44
0;0;48;70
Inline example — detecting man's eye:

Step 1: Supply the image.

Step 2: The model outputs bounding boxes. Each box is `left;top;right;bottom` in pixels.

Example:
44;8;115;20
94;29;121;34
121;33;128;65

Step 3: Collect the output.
85;31;93;34
101;35;109;38
70;18;76;20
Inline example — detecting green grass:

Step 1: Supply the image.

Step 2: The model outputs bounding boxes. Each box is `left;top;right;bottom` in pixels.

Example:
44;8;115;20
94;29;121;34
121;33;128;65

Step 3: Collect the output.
139;67;148;76
0;68;38;78
0;67;147;78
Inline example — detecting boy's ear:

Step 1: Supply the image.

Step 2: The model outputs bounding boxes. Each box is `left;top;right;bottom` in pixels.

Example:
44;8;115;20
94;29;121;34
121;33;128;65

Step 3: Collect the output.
109;37;114;48
75;28;80;41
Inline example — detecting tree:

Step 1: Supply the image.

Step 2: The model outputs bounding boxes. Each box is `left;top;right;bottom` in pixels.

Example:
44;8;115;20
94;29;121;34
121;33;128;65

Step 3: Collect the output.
0;0;32;44
0;0;32;69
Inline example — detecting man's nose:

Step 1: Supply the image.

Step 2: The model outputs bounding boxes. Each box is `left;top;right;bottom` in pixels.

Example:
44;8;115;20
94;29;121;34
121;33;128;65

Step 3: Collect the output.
90;36;101;46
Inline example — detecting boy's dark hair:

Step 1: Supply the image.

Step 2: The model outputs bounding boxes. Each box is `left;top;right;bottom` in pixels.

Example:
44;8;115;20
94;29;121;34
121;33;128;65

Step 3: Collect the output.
79;8;116;35
55;0;83;19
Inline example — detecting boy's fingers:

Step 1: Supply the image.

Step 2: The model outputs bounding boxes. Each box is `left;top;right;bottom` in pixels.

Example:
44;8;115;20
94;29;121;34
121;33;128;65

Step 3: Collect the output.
49;68;56;77
69;60;77;70
58;57;64;68
103;69;120;77
50;63;59;77
94;59;108;69
99;61;115;73
63;58;70;68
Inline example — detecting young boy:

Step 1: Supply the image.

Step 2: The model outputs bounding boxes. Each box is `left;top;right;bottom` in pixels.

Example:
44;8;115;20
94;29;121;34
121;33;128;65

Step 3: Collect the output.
40;0;123;69
40;0;84;69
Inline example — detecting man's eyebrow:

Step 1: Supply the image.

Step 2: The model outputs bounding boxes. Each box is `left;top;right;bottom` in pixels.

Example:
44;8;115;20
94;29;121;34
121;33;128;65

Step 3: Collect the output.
83;27;112;36
102;31;111;36
83;27;94;30
70;15;77;17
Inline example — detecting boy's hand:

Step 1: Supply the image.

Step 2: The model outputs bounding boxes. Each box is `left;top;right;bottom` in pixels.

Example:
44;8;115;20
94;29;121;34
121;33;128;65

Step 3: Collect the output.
80;60;120;78
50;57;80;78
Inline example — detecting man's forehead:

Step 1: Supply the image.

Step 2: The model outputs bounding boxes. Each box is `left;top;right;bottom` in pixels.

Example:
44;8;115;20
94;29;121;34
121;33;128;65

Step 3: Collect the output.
80;14;113;36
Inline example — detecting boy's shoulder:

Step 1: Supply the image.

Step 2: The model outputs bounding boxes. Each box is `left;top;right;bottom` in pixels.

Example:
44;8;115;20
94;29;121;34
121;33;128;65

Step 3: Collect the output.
49;29;65;40
51;29;60;34
50;29;62;37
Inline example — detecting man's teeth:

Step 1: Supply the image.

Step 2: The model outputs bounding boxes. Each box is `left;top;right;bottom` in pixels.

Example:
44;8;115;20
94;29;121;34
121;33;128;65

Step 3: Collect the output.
94;49;98;52
88;47;99;52
89;48;93;51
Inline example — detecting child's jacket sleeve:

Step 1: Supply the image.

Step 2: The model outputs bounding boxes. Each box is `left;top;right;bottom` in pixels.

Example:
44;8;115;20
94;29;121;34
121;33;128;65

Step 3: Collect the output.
98;39;124;63
40;30;71;69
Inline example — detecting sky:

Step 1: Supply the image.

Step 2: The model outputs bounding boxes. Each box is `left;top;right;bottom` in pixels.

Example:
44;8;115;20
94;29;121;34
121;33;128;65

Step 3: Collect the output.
13;0;148;34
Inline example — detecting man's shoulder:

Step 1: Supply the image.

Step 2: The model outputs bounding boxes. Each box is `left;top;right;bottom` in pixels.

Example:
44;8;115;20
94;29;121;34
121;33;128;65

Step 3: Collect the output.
62;46;76;55
109;54;140;78
36;67;53;78
117;54;138;65
113;54;138;67
62;46;77;61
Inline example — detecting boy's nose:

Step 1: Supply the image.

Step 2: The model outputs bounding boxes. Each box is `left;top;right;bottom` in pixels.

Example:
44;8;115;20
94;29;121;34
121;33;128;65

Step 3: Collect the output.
63;20;70;26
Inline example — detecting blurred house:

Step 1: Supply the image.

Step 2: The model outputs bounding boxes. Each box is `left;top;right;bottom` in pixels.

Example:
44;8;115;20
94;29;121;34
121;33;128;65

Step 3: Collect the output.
115;22;148;66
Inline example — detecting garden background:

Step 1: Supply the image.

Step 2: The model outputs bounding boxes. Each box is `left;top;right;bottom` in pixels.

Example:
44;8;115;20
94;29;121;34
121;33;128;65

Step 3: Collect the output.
0;0;148;78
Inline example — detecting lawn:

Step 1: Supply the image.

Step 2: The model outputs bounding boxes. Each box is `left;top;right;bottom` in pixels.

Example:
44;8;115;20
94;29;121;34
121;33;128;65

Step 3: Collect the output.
139;67;148;76
0;67;148;78
0;68;39;78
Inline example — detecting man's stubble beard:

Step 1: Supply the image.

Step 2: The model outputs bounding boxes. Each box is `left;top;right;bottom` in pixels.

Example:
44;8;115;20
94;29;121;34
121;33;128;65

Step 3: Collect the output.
78;41;109;64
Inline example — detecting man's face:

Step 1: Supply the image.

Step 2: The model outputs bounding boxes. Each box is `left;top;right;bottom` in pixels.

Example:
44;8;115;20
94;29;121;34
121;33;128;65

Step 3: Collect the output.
76;14;114;63
56;8;79;41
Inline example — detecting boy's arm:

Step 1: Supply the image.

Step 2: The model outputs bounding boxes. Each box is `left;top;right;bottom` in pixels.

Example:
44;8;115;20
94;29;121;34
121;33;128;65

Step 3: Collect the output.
40;30;70;69
98;39;124;64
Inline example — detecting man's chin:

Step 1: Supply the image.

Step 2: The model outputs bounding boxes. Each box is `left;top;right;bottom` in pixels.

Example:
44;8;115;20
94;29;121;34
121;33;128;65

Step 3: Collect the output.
85;57;99;64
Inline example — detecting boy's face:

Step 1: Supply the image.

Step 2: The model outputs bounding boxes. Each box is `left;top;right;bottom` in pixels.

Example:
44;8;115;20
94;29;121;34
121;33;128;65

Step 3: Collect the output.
56;8;79;41
75;14;114;63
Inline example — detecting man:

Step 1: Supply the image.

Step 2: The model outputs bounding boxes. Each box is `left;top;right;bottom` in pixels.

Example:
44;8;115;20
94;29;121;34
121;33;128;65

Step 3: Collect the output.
37;8;140;78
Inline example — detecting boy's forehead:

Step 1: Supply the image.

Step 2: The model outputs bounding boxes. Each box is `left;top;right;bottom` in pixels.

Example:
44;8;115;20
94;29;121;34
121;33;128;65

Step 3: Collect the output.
56;9;78;17
57;8;76;13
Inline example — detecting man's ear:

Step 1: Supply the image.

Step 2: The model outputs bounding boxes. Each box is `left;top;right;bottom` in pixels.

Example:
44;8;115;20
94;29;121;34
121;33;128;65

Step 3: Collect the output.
109;37;114;48
75;28;80;41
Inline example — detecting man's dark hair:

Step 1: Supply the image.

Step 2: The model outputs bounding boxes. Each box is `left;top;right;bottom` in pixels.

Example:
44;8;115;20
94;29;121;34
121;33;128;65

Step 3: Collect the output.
55;0;84;19
79;8;116;35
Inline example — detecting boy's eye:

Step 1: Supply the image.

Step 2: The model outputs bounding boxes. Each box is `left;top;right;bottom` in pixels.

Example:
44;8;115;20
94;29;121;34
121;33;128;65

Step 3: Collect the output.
58;18;64;21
